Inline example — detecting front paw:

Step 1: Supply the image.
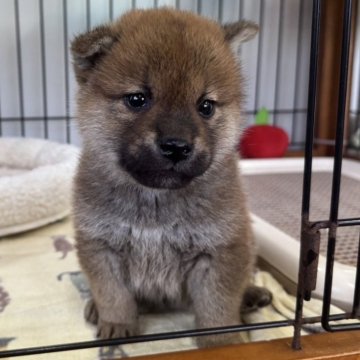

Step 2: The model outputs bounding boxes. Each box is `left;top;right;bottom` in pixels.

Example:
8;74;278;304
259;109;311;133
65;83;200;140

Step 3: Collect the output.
97;319;139;339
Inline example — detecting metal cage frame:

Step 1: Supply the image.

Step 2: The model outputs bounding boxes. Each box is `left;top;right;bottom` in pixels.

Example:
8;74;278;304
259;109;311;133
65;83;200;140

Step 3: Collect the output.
0;0;359;357
0;0;313;149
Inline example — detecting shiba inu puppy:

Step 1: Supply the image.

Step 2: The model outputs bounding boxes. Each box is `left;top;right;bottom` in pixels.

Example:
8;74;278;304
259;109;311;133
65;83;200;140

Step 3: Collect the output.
71;8;270;347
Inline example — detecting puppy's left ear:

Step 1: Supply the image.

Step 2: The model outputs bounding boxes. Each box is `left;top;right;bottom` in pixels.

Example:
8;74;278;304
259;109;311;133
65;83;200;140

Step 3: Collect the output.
71;25;117;83
222;20;259;54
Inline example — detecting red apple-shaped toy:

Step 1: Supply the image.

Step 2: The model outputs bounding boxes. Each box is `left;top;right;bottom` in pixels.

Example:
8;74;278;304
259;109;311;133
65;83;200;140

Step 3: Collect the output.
240;108;289;158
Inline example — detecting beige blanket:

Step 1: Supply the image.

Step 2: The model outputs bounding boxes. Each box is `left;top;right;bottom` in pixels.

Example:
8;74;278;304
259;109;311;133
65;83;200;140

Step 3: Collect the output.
0;218;345;359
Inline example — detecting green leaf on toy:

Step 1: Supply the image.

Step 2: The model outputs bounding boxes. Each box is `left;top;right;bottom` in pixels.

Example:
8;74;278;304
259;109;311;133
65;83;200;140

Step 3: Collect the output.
255;107;269;125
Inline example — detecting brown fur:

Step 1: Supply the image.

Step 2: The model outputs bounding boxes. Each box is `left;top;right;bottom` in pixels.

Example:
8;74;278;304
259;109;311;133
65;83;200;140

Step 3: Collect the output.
71;8;268;347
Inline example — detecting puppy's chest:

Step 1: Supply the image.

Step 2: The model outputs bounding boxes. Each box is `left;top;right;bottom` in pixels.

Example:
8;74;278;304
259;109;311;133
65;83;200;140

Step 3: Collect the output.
118;225;200;302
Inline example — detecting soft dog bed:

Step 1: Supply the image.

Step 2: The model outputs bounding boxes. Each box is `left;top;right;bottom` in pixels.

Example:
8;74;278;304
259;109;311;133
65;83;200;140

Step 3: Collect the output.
0;137;79;237
0;217;348;359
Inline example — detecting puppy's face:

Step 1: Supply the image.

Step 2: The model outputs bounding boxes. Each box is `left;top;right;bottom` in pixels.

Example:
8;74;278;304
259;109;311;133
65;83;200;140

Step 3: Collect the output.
72;9;257;189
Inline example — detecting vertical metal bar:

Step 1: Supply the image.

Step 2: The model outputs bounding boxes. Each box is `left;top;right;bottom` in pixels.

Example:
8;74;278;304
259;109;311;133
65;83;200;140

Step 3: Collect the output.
109;0;113;21
352;232;360;317
292;0;305;147
154;0;158;9
218;0;223;23
357;70;360;154
354;4;360;155
14;0;25;137
197;0;202;15
355;64;360;157
254;0;264;112
273;0;284;126
132;0;136;10
239;0;243;20
322;0;353;331
301;0;322;221
86;0;91;30
292;0;322;350
175;0;180;10
0;94;2;136
63;0;71;143
39;0;48;139
236;0;244;59
196;0;202;15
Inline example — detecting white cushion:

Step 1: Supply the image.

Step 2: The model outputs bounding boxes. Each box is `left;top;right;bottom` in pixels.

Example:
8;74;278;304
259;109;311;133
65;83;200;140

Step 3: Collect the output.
0;138;79;237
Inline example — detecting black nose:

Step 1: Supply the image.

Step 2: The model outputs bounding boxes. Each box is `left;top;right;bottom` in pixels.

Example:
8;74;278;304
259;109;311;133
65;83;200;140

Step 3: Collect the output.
159;138;193;164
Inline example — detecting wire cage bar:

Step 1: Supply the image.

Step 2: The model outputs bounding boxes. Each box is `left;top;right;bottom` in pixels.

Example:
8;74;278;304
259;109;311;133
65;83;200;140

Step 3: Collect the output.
0;0;359;358
321;0;360;332
0;0;312;149
292;0;322;348
293;0;360;350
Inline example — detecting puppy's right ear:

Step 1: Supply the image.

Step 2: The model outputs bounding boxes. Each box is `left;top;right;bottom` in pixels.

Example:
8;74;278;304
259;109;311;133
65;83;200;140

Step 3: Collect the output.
222;21;259;56
71;25;117;83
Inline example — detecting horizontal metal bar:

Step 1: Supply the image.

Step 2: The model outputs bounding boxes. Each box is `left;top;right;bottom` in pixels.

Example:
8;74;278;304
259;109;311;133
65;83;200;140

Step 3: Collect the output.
314;138;337;146
321;322;360;332
246;109;308;116
0;314;354;358
310;218;360;231
338;218;360;227
0;320;293;358
0;109;309;122
288;142;307;147
0;116;74;121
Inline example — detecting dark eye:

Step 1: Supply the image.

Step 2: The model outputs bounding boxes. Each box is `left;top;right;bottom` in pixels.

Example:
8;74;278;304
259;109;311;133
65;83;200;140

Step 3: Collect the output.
198;99;215;118
125;93;148;110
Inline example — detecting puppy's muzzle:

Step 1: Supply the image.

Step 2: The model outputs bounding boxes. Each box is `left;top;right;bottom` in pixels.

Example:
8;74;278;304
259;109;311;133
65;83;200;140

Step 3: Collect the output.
158;138;193;164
